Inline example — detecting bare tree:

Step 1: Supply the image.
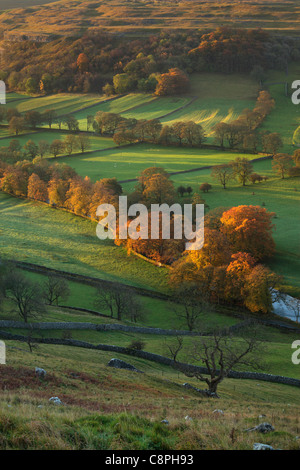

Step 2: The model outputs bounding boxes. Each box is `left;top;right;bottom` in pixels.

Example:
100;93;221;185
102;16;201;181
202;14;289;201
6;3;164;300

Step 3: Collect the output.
5;271;46;323
170;328;264;397
165;336;184;362
43;274;70;306
94;284;141;321
26;327;39;353
172;283;208;332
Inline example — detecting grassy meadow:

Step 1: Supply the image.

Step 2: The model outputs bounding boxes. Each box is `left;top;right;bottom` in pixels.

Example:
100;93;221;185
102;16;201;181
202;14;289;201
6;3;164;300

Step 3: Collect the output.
0;339;299;450
0;2;300;452
5;94;105;116
0;131;115;156
56;145;256;182
260;64;300;153
0;192;168;292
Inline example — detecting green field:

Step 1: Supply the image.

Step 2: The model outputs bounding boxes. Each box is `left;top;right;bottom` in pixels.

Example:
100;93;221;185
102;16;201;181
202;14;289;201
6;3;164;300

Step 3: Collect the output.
0;130;115;156
121;96;192;121
17;268;240;331
56;144;255;182
5;92;31;103
45;93;156;131
0;192;168;292
260;64;300;153
5;94;104;116
161;98;255;139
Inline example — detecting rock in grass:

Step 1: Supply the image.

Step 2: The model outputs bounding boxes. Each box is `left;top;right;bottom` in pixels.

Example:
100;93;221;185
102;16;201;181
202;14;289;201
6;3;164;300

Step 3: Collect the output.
161;419;169;425
213;409;224;415
35;367;46;378
49;397;63;406
246;423;275;434
107;358;143;373
253;443;274;451
185;415;193;421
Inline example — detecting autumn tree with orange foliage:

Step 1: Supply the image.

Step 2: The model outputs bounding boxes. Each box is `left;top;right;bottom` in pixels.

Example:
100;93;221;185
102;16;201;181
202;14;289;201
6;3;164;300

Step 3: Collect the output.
27;173;48;202
155;68;190;96
47;177;69;208
220;205;275;261
115;211;185;265
65;176;93;216
134;167;176;206
244;264;280;314
77;53;89;73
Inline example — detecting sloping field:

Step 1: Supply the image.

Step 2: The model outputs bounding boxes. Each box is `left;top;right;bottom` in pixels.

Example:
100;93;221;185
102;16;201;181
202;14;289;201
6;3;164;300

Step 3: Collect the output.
0;192;168;292
121;96;192;121
0;131;115;156
56;144;252;182
70;93;156;130
77;93;155;116
6;94;105;116
161;98;255;137
1;339;300;451
5;92;31;103
260;65;300;153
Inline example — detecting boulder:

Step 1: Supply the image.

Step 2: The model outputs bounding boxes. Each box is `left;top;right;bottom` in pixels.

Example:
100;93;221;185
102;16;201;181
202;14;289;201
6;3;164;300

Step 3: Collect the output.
253;443;274;451
246;423;275;434
35;367;46;378
107;358;143;373
49;397;63;406
213;409;224;415
183;383;218;397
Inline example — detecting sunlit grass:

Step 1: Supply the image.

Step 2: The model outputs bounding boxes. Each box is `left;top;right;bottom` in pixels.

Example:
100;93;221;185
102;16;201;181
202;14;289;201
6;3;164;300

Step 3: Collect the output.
0;192;168;292
57;145;256;182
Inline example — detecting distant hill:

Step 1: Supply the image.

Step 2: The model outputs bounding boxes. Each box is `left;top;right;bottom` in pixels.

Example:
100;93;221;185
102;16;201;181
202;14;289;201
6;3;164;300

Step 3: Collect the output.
0;0;58;8
0;0;299;37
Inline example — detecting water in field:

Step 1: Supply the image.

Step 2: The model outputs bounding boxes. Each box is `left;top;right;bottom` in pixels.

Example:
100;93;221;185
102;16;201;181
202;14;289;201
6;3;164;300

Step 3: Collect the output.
272;290;300;323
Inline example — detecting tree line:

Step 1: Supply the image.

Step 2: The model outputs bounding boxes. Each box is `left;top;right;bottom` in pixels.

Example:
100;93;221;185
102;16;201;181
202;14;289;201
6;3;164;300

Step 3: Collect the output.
93;89;276;152
0;135;91;163
2;27;300;95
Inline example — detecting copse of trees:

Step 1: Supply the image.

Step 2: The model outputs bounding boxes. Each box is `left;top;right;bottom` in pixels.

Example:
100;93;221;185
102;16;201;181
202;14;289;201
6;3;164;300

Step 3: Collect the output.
89;90;273;153
211;150;299;189
93;112;207;149
1;106;83;136
94;284;143;322
169;205;279;314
